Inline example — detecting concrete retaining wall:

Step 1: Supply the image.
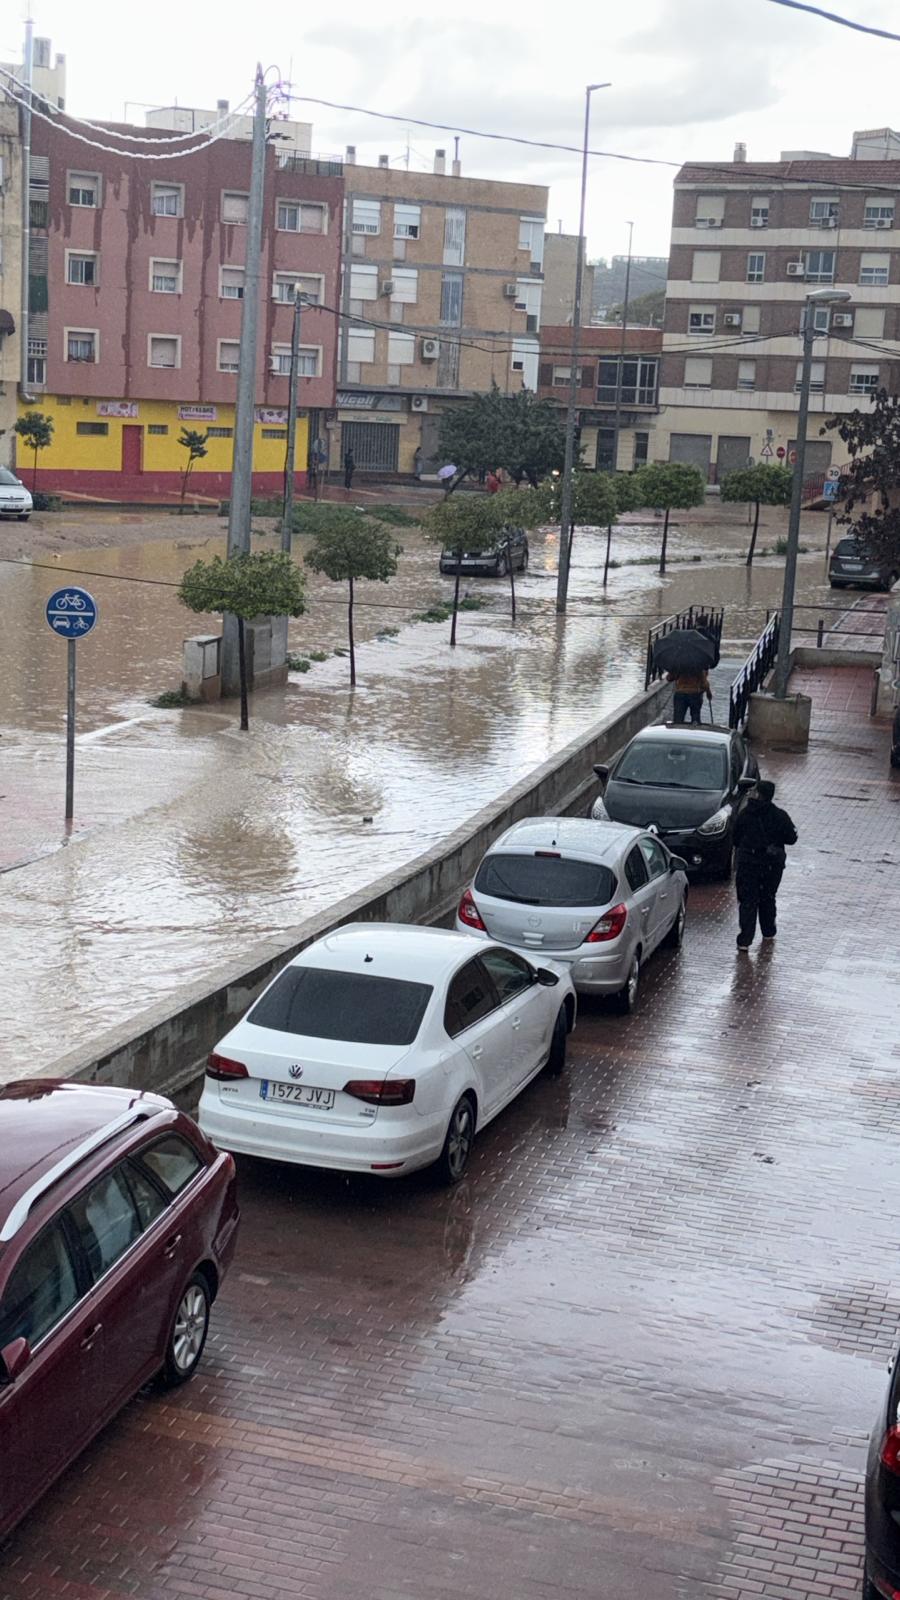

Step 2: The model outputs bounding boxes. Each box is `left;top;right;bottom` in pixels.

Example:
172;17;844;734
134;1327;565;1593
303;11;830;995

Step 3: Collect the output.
53;678;672;1105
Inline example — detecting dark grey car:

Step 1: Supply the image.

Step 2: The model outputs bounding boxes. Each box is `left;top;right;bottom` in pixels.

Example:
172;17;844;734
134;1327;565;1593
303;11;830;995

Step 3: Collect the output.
829;536;898;591
439;527;529;578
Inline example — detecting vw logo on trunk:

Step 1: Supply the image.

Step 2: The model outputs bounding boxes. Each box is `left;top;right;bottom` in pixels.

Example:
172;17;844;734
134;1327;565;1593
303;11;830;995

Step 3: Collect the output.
289;1064;304;1079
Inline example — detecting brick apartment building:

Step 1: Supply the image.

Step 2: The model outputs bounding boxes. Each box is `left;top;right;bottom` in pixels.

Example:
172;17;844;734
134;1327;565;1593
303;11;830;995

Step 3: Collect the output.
538;324;661;470
338;151;547;475
658;131;900;483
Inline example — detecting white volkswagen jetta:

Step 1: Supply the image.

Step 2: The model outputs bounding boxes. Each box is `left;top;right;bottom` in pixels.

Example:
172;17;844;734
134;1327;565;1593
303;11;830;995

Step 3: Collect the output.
198;924;576;1184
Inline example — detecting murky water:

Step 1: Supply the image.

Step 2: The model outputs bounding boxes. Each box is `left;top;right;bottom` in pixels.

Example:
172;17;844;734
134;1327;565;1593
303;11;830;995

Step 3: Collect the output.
0;508;843;1076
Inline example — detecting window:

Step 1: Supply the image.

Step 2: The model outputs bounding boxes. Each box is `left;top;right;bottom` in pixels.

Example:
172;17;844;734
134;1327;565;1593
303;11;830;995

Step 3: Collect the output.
473;853;617;907
695;194;724;227
222;191;249;224
124;1161;169;1230
152;182;183;218
750;195;769;228
639;836;669;879
346;325;375;364
616;740;727;790
149;335;180;369
349;263;378;302
552;365;582;386
0;1225;79;1349
296;348;320;377
810;305;831;333
854;307;885;338
387;330;415;365
262;428;287;439
684;356;712;388
692;250;721;283
220;266;245;300
810;196;838;224
270;344;292;376
207;426;233;438
251;967;433;1045
272;272;323;305
440;271;463;324
277;200;326;233
444;960;498;1038
864;199;894;229
596;356;659;405
217;339;240;372
27;337;46;385
479;949;535;1002
443;206;466;267
67;252;98;286
518;215;544;268
75;421;108;435
68;171;99;207
147;424;168;435
515;278;542;331
394;202;421;240
624;847;649;892
850;364;879;394
352;198;381;235
633;431;649;467
688;305;715;335
66;330;97;362
795;359;825;393
150;258;181;293
390;268;418;304
742;305;761;334
67;1169;141;1281
510;339;538;385
804;250;835;284
860;252;889;286
746;252;765;283
737;359;756;391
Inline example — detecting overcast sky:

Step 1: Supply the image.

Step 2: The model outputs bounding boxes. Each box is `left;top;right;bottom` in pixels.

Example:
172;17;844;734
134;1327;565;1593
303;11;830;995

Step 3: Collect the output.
6;0;900;266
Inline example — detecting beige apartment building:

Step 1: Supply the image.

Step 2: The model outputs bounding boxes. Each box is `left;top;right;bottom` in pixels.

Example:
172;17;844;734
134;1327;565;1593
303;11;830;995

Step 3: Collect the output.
338;151;548;473
658;132;900;482
541;232;596;326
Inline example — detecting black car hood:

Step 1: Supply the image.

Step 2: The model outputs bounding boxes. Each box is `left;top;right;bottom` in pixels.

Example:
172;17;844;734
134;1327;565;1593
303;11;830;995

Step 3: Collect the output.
604;780;725;830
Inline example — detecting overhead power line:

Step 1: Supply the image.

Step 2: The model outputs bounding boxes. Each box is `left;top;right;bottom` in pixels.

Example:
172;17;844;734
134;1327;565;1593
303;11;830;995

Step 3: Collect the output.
0;68;256;159
0;67;254;142
762;0;900;42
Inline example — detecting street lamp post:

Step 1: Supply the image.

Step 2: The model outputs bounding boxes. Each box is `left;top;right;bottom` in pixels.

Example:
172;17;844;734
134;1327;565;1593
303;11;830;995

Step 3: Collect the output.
772;286;851;698
555;81;611;615
609;219;634;478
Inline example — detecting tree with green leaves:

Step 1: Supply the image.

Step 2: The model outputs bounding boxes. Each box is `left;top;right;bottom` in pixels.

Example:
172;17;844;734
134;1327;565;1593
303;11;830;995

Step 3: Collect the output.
606;287;665;327
534;471;622;586
437;385;566;491
422;495;500;644
720;463;793;566
179;551;306;730
634;461;706;573
304;509;401;686
823;387;900;568
14;410;54;493
177;428;208;514
487;486;546;621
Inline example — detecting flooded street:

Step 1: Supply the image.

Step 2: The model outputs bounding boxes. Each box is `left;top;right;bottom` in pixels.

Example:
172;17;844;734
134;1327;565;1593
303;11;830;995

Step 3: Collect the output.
0;503;840;1076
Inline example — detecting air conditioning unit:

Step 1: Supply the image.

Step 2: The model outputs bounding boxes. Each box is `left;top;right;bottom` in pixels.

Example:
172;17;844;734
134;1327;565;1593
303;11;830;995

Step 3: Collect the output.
269;358;288;374
421;337;440;360
750;216;766;228
411;395;429;412
832;313;853;327
874;217;891;229
503;283;518;299
787;261;806;277
696;218;722;228
723;313;742;327
380;279;395;296
819;216;838;229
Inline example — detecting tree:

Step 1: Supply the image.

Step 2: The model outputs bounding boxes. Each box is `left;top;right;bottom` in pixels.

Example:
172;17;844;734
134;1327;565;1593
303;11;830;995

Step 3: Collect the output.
437;386;566;491
179;551;306;731
534;471;621;586
14;410;54;493
634;461;706;573
720;463;793;566
177;428;208;514
422;495;500;645
606;287;666;327
487;485;546;621
304;509;401;686
823;387;900;567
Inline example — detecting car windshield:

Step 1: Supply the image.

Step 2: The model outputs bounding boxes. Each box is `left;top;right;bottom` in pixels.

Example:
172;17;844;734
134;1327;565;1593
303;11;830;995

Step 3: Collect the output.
248;966;433;1045
474;852;617;908
614;741;728;791
0;468;22;486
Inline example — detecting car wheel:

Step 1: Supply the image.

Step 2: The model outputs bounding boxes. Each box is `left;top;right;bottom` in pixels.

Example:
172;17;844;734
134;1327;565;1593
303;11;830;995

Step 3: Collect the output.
435;1095;476;1185
545;1006;568;1076
615;952;640;1015
160;1273;211;1387
520;547;529;571
662;894;687;950
496;554;508;578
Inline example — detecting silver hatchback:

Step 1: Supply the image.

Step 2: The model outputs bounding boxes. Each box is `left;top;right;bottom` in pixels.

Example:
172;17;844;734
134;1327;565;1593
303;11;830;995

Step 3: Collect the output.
456;817;689;1013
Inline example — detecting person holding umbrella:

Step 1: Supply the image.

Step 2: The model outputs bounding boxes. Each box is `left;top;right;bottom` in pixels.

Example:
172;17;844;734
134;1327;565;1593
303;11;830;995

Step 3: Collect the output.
652;627;718;723
667;666;713;724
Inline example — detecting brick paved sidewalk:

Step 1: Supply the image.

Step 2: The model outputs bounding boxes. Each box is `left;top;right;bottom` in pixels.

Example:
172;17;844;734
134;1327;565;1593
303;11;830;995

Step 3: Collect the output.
0;665;897;1600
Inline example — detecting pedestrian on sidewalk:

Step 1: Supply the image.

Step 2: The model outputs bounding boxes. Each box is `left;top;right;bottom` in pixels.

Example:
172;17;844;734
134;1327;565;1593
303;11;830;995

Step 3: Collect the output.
667;668;713;724
486;469;502;495
413;446;423;481
734;779;798;951
343;449;355;490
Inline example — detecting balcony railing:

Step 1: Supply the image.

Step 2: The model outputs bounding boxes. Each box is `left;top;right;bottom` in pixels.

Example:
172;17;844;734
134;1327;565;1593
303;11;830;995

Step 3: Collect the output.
596;384;659;407
274;153;344;177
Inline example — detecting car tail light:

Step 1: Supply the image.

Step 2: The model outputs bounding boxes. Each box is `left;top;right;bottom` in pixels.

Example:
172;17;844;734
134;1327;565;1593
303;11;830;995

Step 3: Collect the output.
585;903;628;943
344;1079;416;1107
881;1427;900;1475
871;1571;900;1600
207;1053;249;1080
458;889;487;931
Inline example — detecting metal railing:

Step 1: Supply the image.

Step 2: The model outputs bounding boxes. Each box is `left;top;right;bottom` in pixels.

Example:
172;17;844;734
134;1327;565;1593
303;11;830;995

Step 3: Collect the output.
729;613;780;728
644;605;724;690
790;602;887;649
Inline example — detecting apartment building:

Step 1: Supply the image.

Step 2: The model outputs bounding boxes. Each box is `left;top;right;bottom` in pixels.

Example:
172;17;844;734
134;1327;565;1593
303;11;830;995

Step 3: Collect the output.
537;324;661;469
658;134;900;482
0;98;23;466
541;233;596;326
16;109;342;498
338;151;548;474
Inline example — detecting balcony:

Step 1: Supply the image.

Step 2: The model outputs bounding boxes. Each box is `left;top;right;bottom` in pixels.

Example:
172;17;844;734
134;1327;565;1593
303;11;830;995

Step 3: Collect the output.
596;383;658;409
29;199;49;230
274;153;343;177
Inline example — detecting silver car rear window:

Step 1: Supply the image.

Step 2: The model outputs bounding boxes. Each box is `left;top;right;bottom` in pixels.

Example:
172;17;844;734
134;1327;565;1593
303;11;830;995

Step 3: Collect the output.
248;967;433;1045
474;853;616;908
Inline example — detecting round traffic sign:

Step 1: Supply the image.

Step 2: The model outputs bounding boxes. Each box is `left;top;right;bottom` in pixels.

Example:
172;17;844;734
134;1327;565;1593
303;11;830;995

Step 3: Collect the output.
776;447;786;458
45;586;99;639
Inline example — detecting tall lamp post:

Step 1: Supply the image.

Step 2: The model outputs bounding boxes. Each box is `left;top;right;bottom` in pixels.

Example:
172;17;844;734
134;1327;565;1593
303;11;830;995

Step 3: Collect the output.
772;286;851;697
555;81;611;615
609;219;634;477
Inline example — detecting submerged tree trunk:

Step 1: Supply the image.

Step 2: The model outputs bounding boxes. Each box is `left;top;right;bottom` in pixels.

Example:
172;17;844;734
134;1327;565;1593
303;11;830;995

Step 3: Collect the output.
603;522;613;587
659;507;671;574
348;573;356;686
450;565;462;647
33;446;39;494
179;461;192;515
237;616;249;732
746;500;761;566
507;531;517;624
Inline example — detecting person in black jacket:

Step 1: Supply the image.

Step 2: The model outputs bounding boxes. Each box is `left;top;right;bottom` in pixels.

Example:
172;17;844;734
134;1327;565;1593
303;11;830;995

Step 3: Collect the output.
733;779;798;950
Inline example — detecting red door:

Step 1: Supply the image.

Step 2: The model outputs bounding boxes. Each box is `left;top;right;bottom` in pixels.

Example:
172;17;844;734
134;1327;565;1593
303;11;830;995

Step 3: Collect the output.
121;425;143;475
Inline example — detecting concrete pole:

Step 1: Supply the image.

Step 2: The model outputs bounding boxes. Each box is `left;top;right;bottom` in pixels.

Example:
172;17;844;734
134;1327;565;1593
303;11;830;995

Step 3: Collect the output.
773;302;814;698
281;295;302;553
609;220;634;476
19;17;34;400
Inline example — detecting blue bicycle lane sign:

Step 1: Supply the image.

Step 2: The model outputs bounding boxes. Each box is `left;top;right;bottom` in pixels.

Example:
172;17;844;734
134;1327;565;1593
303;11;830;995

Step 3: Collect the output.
45;586;99;638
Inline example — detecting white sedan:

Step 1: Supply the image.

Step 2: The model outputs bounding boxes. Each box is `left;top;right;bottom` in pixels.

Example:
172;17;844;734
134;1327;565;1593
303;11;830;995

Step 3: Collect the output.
0;467;33;520
198;923;576;1184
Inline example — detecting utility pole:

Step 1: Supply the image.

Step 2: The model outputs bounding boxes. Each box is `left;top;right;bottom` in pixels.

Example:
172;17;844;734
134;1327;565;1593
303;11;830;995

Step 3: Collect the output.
609;220;634;476
281;294;302;553
19;16;34;400
223;65;267;692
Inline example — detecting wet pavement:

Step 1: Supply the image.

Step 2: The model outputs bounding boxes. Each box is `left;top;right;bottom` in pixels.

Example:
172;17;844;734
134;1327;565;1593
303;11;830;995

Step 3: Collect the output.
1;664;897;1599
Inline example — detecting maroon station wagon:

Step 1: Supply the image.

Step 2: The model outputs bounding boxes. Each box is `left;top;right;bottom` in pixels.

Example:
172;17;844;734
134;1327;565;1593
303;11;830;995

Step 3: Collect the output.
0;1081;240;1541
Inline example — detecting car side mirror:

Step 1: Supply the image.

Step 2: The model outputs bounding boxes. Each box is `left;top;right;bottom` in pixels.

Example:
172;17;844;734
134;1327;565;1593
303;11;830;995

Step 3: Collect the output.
592;763;609;782
535;967;560;987
1;1338;32;1383
669;855;688;873
737;777;756;793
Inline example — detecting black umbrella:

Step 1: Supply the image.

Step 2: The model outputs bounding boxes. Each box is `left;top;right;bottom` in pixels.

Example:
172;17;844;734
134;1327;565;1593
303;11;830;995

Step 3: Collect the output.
652;628;719;675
